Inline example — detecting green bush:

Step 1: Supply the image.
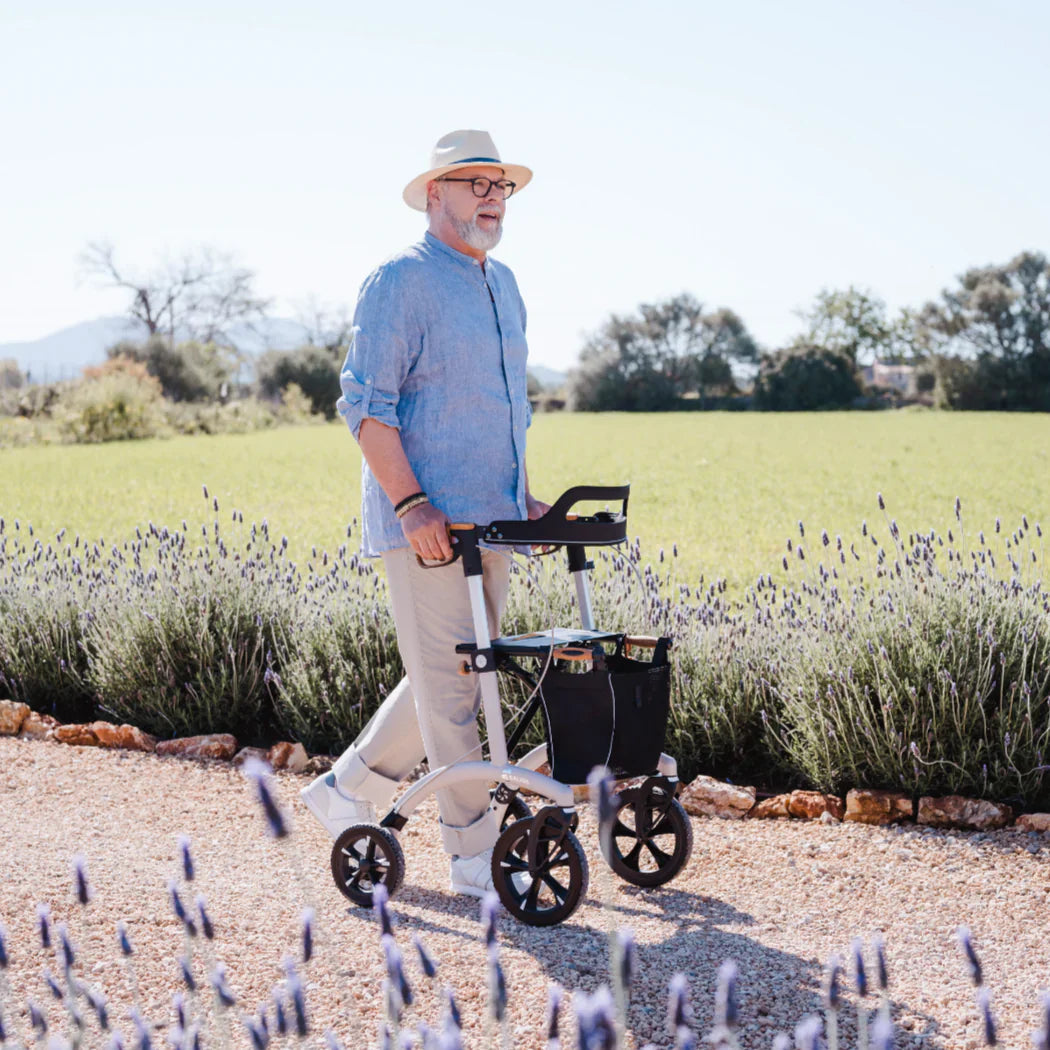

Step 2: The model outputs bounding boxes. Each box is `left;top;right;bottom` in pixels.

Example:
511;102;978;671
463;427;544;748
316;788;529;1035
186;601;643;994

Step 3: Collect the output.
257;344;343;419
52;369;166;443
109;336;238;403
753;343;862;410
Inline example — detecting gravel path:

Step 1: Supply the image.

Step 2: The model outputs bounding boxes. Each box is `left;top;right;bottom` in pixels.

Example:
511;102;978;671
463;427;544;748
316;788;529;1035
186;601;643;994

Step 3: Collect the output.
1;736;1048;1049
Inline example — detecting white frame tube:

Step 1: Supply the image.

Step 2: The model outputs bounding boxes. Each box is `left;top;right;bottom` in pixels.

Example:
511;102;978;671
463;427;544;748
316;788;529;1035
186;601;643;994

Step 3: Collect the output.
573;568;595;630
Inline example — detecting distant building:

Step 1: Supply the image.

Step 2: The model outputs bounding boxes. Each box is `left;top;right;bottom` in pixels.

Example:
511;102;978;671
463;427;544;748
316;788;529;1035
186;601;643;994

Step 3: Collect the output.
862;360;916;396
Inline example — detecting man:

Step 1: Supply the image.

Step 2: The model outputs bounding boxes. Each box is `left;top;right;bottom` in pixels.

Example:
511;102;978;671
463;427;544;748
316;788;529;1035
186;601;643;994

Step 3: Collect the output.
301;130;548;897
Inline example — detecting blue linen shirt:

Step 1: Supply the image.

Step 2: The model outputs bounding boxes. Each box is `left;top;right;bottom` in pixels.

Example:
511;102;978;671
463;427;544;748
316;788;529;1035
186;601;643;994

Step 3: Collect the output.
337;231;533;556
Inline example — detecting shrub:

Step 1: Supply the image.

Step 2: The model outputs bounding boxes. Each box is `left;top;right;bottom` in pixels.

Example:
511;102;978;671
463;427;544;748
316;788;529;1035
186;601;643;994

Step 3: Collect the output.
51;368;166;443
109;336;239;403
257;344;342;419
753;343;862;410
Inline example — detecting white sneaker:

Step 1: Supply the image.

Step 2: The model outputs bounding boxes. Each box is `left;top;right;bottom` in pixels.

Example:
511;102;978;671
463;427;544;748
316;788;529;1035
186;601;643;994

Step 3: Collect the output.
449;849;495;898
300;772;377;839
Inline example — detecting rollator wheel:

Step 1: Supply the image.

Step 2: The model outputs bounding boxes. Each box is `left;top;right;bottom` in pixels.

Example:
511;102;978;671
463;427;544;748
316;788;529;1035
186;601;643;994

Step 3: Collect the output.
330;824;405;907
600;782;693;888
491;812;589;927
493;792;532;831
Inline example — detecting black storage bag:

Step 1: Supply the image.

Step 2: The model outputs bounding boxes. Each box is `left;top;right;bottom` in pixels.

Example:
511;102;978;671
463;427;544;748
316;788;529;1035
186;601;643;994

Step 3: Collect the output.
539;646;671;784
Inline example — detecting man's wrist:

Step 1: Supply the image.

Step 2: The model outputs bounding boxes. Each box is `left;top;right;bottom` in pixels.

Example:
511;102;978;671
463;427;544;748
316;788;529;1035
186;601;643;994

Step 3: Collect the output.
395;492;429;519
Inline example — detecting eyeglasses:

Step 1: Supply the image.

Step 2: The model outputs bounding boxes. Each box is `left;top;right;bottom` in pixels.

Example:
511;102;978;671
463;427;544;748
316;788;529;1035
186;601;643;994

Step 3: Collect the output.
437;176;516;200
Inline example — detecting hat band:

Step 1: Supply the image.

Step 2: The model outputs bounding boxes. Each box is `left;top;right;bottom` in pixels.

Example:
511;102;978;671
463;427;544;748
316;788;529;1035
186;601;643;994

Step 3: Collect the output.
441;156;500;166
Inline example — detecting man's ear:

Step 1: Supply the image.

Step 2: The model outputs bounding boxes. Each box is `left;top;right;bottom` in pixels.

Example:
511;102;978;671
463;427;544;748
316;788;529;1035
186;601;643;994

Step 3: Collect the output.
425;179;441;212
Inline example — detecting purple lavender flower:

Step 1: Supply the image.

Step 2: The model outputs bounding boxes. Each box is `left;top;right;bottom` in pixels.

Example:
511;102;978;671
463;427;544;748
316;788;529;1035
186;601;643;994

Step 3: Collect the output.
177;837;195;883
210;964;236;1009
480;891;499;950
412;934;437;979
323;1030;344;1050
373;883;394;937
178;957;196;993
976;987;997;1046
43;967;64;1000
195;895;214;941
244;1018;268;1050
301;908;314;963
667;973;691;1032
487;945;507;1023
0;922;8;968
824;954;842;1009
873;932;888;990
29;999;48;1036
272;992;288;1037
545;983;562;1046
242;757;288;838
382;934;413;1009
851;937;868;997
575;987;616;1050
37;904;52;949
58;923;75;969
877;493;885;510
794;1014;821;1050
73;855;91;906
117;922;134;957
617;929;636;992
714;960;739;1029
957;926;983;986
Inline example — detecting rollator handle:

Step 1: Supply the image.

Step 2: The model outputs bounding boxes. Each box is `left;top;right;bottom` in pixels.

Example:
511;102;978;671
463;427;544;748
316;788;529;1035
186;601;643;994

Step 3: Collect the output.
414;523;475;569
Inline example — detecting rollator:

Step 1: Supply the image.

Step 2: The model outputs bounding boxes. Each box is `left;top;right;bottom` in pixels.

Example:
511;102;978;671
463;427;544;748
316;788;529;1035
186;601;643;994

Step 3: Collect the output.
326;485;693;927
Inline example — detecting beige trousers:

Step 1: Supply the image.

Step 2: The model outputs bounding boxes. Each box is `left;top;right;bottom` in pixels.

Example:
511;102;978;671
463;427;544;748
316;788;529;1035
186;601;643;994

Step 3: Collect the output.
329;546;510;857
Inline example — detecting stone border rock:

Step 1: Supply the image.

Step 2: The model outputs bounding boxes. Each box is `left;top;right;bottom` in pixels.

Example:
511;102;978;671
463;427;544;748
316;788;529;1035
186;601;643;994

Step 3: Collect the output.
2;698;1048;832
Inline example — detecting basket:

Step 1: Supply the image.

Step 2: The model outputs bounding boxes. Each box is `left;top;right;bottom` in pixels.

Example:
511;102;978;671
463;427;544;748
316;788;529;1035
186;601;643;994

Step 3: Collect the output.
538;641;671;784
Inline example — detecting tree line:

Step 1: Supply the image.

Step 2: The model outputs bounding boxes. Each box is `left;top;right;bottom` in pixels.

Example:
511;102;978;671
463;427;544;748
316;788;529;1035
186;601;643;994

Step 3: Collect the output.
567;250;1050;412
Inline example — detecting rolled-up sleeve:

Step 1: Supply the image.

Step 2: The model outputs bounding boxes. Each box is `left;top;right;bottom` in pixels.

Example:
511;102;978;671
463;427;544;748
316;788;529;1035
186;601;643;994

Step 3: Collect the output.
336;265;418;438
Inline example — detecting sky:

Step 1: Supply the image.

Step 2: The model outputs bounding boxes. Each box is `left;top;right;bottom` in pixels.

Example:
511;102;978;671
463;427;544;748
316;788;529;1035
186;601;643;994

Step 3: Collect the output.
2;0;1049;371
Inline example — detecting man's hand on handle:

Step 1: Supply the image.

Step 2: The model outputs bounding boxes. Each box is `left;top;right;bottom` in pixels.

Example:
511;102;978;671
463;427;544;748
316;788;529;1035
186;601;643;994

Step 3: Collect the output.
402;502;454;564
525;493;553;553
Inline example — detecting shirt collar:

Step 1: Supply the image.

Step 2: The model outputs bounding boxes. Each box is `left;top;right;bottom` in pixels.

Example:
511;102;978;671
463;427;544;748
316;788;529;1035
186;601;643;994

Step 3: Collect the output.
423;230;487;271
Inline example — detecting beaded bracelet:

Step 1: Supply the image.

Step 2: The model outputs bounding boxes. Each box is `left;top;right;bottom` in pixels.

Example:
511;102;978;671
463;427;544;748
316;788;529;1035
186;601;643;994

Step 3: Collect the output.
394;492;429;519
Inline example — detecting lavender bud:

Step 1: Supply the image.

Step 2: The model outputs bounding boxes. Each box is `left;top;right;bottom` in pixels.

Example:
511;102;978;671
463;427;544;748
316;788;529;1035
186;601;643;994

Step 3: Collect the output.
412;934;437;979
851;938;868;997
794;1014;822;1050
480;892;499;949
195;896;214;941
382;934;413;1008
372;883;394;937
0;922;8;968
29;1000;48;1035
131;1010;151;1050
488;947;507;1023
242;758;288;838
617;929;636;991
957;926;983;986
977;987;997;1046
173;994;186;1030
575;987;616;1050
714;960;739;1028
301;908;314;964
178;957;196;993
244;1018;267;1050
668;973;691;1032
44;967;65;1000
873;932;888;990
178;837;195;883
272;993;287;1037
58;923;75;968
870;1013;894;1050
285;963;308;1037
877;492;885;510
88;989;110;1031
118;922;134;957
546;983;562;1042
825;954;842;1009
323;1031;344;1050
73;855;92;906
210;964;236;1008
445;988;462;1032
37;904;52;949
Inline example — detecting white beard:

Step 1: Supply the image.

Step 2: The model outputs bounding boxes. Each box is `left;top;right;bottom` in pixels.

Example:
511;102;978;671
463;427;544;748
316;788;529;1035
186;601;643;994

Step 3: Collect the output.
450;211;502;251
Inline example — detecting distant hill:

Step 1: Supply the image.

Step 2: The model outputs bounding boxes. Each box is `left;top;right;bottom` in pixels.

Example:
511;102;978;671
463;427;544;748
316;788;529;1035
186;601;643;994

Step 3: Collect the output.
0;317;312;383
1;317;570;389
530;365;567;390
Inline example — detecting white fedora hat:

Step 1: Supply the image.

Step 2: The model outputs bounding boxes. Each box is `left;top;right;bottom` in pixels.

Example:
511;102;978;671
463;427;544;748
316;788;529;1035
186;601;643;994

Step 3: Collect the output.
402;129;532;212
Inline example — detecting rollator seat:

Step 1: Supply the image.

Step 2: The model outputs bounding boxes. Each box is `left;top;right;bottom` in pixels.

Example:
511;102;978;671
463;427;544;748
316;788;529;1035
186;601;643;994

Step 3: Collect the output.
489;628;622;657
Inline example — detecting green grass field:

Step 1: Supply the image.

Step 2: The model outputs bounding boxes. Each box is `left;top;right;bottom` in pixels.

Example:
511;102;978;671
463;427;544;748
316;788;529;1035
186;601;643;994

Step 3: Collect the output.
5;412;1050;592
